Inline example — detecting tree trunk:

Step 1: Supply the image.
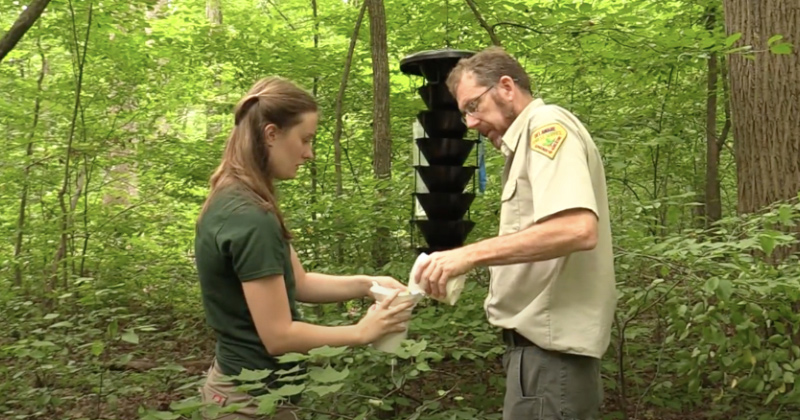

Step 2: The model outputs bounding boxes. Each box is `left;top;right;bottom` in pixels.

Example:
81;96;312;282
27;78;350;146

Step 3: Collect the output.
51;0;92;289
465;0;501;46
725;0;800;258
367;0;391;269
310;0;319;221
206;0;222;24
14;36;46;287
0;0;52;64
206;0;222;142
332;1;367;264
704;7;722;226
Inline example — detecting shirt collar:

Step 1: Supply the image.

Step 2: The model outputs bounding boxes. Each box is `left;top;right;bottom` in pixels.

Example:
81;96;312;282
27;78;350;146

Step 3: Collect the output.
500;98;545;156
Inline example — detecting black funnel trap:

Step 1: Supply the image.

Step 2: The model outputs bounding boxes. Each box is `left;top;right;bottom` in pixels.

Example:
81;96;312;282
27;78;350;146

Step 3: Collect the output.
414;220;475;248
415;192;475;220
415;165;476;193
418;83;457;110
416;246;453;255
418;110;467;139
415;138;475;166
400;49;475;84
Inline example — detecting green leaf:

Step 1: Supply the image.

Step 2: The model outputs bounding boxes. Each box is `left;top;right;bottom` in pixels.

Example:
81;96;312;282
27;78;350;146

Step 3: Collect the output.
108;319;119;338
768;35;784;45
759;235;776;255
91;341;105;357
308;383;344;397
153;411;181;420
308;346;347;358
309;365;349;383
121;330;139;344
255;394;281;415
169;399;205;412
276;353;308;363
770;43;793;55
716;280;733;301
725;33;742;47
272;383;305;396
705;277;720;294
43;313;59;320
31;340;56;347
49;321;74;328
234;368;272;382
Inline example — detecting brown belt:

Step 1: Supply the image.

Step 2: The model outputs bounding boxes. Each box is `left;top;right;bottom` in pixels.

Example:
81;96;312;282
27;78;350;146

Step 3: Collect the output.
502;329;535;347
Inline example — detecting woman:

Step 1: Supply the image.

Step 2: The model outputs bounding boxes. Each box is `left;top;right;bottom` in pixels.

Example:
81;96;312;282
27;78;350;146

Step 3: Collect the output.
194;76;412;420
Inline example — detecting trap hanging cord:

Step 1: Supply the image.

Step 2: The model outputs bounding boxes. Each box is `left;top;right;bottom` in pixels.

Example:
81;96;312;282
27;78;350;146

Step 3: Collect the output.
444;0;450;48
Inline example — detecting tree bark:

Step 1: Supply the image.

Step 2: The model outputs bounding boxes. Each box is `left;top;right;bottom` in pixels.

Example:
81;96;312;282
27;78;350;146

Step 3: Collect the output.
368;0;391;269
310;0;319;221
465;0;501;46
0;0;52;64
331;1;367;264
704;7;722;226
725;0;800;258
205;0;223;142
206;0;222;24
332;1;367;197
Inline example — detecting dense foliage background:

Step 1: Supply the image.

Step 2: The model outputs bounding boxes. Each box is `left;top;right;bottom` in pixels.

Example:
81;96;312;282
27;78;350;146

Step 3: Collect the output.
1;0;799;419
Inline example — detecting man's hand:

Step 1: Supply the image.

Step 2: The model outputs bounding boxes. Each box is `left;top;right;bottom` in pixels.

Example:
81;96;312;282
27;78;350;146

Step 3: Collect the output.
416;248;474;299
365;276;408;300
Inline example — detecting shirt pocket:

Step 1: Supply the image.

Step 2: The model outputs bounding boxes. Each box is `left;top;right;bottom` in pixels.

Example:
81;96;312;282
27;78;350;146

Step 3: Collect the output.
499;179;521;234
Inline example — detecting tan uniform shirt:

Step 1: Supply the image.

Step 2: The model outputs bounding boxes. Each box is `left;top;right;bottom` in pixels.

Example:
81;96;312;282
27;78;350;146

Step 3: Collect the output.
485;98;617;359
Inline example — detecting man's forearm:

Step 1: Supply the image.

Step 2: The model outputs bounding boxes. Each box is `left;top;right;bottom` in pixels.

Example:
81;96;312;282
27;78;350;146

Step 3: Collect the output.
466;210;597;267
296;273;369;303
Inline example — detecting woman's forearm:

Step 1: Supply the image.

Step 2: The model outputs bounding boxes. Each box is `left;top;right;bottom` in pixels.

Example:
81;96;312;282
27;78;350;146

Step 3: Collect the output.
264;321;364;356
295;273;370;303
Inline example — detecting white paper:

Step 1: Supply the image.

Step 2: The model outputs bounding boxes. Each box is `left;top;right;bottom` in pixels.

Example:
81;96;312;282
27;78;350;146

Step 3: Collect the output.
408;252;466;306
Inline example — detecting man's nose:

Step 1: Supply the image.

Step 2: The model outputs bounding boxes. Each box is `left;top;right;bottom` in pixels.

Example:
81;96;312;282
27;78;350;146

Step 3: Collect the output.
465;114;481;129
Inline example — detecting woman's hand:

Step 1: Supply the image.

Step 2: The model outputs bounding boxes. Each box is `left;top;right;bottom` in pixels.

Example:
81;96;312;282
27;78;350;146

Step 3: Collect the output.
365;276;408;300
356;290;414;345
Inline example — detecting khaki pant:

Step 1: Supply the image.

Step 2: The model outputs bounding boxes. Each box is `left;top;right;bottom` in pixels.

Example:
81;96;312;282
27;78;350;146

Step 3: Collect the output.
200;360;299;420
502;342;603;420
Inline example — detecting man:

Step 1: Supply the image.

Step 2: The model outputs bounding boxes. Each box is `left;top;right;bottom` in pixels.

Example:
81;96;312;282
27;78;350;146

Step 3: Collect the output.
416;46;617;420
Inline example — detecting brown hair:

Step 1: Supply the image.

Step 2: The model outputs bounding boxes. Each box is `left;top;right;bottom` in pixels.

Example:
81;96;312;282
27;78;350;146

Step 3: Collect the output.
199;76;318;239
446;46;532;96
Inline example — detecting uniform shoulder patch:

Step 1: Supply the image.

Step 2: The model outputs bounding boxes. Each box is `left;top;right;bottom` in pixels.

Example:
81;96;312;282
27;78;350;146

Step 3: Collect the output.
529;123;567;159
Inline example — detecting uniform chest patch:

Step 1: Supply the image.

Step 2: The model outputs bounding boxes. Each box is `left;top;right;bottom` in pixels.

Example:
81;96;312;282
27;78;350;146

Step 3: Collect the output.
529;123;567;159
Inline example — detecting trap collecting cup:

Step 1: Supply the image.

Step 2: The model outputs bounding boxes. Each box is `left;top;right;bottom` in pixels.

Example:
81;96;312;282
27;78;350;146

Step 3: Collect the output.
369;283;424;353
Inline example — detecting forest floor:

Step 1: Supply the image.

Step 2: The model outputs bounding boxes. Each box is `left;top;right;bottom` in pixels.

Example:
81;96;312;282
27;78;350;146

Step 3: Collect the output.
0;303;770;420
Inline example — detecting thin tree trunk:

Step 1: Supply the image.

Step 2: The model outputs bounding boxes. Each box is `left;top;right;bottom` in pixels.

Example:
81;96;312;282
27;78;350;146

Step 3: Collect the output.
367;0;391;269
725;0;800;260
705;7;722;226
464;0;501;46
51;0;92;289
331;1;367;264
0;0;52;64
14;34;46;287
333;1;366;197
205;0;222;142
310;0;319;221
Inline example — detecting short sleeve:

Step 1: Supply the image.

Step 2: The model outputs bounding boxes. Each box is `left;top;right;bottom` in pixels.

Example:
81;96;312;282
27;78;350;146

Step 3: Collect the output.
217;207;287;282
526;120;599;223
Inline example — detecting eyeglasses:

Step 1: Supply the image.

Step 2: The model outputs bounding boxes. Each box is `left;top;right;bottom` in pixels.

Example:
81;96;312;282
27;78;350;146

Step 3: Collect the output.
460;84;495;124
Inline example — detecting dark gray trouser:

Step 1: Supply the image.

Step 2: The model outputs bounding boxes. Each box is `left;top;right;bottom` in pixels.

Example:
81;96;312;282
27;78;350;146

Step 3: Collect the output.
502;342;603;420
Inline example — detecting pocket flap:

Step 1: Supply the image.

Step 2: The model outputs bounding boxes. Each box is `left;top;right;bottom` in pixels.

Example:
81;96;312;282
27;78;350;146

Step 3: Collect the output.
501;179;517;201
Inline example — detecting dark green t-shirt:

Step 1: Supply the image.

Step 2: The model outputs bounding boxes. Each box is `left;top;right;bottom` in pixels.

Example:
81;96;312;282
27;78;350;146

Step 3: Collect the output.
194;187;302;384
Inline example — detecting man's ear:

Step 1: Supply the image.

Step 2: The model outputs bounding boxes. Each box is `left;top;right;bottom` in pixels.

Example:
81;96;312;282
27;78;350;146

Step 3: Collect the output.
498;75;516;99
